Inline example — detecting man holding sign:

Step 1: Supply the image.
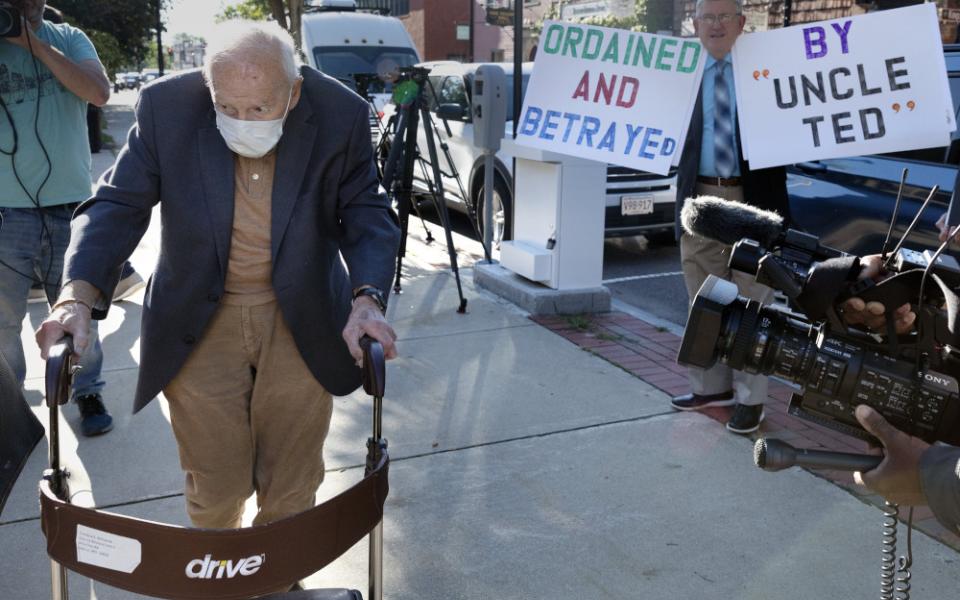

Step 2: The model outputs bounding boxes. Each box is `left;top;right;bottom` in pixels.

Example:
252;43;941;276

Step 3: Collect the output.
670;0;790;434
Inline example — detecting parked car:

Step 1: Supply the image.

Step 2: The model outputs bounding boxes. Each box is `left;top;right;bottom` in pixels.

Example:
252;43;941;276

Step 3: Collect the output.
786;45;960;257
381;60;678;248
113;71;141;92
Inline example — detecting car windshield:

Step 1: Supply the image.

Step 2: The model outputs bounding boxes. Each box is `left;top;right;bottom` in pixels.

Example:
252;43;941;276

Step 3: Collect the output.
464;72;530;121
312;46;419;93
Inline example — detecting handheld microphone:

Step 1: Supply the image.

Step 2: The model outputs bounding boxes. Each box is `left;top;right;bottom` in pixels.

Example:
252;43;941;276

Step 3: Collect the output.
680;196;784;248
753;438;883;473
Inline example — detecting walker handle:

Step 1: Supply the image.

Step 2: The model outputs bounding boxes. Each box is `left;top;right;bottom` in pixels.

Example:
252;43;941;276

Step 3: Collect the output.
45;336;75;408
360;336;385;398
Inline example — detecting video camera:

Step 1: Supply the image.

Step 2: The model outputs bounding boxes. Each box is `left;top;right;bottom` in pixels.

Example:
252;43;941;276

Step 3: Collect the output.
0;1;22;38
395;65;431;84
677;195;960;446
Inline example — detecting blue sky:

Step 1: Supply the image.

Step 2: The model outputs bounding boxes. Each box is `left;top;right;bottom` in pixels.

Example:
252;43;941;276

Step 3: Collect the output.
165;0;241;39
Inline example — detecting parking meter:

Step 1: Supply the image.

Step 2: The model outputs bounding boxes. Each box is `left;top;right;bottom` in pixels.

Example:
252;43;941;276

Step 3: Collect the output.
473;65;507;261
472;65;507;151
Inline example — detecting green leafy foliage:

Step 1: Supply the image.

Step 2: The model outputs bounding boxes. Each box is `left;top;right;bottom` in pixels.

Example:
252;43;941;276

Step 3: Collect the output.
578;0;646;31
52;0;169;74
217;0;272;22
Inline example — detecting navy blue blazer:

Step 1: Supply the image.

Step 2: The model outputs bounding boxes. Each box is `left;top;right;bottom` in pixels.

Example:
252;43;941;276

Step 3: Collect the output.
64;67;400;412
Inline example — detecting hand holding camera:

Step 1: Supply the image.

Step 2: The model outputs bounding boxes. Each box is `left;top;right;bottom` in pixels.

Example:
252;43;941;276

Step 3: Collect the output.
677;194;960;449
0;1;42;51
852;404;930;506
840;254;915;334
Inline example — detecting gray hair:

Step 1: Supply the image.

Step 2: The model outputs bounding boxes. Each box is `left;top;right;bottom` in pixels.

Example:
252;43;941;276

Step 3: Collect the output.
695;0;743;15
202;20;301;85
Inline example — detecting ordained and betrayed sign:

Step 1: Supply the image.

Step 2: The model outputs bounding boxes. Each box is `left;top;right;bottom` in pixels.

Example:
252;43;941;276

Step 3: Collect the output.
732;3;955;169
515;20;705;175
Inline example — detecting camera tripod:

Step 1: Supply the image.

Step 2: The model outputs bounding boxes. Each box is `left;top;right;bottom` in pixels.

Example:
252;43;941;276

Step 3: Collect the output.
379;66;481;313
352;73;392;149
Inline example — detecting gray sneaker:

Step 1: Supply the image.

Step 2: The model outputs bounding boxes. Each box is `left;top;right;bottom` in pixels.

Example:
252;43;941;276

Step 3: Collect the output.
113;271;146;302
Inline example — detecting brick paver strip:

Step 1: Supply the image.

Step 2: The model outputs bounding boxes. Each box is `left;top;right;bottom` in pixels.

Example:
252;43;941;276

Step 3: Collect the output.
531;311;960;551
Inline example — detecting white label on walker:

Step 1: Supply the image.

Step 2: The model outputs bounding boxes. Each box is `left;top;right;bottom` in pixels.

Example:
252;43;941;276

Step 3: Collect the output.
76;525;142;573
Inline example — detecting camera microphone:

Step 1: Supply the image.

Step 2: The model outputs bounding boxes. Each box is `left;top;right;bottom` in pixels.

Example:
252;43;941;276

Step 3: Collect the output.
754;438;883;473
680;196;784;247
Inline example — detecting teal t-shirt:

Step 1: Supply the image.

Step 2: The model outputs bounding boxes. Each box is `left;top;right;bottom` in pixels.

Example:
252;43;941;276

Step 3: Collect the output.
0;22;101;208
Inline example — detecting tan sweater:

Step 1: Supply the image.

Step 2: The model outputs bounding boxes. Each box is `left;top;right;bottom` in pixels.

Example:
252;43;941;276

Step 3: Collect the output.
222;150;277;306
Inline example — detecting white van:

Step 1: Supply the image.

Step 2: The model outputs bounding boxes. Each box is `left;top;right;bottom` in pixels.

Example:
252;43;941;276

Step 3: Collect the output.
301;0;420;112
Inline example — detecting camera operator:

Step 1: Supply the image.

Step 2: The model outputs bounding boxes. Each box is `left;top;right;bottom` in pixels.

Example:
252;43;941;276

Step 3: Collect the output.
0;0;114;436
842;255;960;533
670;0;791;434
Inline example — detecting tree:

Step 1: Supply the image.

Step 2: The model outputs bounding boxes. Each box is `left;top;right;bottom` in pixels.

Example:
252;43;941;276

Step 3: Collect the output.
216;0;304;49
83;28;125;76
54;0;169;69
579;0;647;32
218;0;272;21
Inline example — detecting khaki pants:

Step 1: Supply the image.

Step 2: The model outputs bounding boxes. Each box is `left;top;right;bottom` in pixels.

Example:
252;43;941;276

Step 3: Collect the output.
680;182;774;406
163;301;333;529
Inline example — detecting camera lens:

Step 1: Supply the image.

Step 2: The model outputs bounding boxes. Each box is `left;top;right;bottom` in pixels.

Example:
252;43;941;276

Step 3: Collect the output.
722;301;819;382
678;275;820;384
0;9;13;36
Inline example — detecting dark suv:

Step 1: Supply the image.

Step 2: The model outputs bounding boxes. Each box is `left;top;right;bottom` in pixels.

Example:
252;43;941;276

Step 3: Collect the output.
786;45;960;256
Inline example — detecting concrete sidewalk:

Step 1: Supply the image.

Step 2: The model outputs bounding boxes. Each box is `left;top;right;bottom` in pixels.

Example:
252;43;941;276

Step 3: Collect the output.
2;98;959;599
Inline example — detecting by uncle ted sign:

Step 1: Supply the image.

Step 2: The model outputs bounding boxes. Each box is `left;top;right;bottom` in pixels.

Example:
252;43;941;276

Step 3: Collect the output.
732;3;955;169
515;20;705;176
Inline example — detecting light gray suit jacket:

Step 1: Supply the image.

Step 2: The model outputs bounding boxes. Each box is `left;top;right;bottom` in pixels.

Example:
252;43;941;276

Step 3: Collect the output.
64;67;400;412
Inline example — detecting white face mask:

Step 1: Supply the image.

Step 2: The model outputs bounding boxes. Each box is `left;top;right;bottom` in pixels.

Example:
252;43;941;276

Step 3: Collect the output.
215;86;294;158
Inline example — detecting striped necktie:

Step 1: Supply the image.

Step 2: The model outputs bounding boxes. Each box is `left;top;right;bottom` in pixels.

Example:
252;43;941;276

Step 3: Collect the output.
714;60;735;178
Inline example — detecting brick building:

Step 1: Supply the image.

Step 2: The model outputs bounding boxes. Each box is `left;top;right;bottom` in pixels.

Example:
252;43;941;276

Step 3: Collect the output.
392;1;549;63
387;0;960;65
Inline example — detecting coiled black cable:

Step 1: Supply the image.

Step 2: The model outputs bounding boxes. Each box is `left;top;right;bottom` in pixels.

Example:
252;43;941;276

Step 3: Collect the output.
0;21;59;292
880;502;913;600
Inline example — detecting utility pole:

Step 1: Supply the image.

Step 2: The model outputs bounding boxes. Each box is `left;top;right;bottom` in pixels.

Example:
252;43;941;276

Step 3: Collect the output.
469;0;475;62
512;0;522;137
156;0;164;76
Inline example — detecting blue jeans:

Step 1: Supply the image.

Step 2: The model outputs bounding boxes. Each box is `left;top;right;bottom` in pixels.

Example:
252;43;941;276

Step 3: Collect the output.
0;205;105;399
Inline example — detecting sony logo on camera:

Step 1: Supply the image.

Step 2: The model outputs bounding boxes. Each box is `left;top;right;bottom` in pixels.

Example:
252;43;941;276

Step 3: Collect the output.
924;372;960;394
0;1;22;38
184;553;266;580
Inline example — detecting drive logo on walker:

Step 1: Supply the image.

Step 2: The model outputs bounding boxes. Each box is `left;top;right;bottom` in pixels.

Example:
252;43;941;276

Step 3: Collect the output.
515;20;705;176
185;553;266;579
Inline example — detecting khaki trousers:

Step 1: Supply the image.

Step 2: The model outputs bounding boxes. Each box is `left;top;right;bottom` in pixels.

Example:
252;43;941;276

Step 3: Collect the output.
163;301;333;529
680;182;774;406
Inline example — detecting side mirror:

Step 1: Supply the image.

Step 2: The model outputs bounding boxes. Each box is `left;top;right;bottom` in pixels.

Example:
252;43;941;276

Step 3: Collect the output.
436;103;467;121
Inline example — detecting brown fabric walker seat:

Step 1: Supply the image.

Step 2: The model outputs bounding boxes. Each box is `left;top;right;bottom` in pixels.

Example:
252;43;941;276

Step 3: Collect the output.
39;455;388;600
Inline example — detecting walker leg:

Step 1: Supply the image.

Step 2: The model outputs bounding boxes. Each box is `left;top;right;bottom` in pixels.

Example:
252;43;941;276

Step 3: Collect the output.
50;560;68;600
368;522;383;600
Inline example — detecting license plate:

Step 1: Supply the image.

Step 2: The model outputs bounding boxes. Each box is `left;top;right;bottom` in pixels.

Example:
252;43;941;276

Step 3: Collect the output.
621;195;654;216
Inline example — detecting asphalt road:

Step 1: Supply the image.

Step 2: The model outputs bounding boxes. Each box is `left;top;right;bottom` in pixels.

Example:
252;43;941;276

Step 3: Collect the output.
428;205;691;327
601;236;688;326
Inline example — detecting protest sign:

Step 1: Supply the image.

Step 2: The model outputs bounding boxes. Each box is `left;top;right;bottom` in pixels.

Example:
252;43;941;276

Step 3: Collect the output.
732;3;955;169
515;20;705;175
